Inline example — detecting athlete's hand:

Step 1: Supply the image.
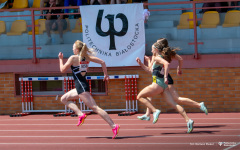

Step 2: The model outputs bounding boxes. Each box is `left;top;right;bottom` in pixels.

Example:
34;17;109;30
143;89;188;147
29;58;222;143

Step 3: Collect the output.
177;70;182;76
104;75;109;83
58;52;63;59
177;66;182;76
164;77;168;85
136;57;142;65
144;56;150;62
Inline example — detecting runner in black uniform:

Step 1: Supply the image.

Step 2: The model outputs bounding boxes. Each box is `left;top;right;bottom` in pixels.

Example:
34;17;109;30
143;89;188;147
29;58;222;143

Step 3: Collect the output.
71;57;90;94
58;40;119;139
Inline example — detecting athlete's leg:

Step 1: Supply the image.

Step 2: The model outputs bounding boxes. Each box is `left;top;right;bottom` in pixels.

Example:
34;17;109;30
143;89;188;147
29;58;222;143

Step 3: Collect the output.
162;89;190;123
145;97;152;116
60;88;83;116
169;85;208;115
137;83;162;123
79;92;116;129
162;89;194;133
137;83;163;113
137;97;152;120
169;85;200;108
98;0;107;4
90;0;94;4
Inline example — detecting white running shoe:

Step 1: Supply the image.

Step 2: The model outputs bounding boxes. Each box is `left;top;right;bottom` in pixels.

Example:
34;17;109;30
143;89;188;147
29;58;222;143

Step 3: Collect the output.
200;102;208;115
152;109;161;124
137;114;150;121
187;119;194;133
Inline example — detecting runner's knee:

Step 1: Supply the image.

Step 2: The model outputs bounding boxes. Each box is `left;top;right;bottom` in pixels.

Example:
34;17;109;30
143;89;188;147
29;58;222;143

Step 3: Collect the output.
60;94;68;104
89;105;99;112
174;97;181;103
137;94;142;100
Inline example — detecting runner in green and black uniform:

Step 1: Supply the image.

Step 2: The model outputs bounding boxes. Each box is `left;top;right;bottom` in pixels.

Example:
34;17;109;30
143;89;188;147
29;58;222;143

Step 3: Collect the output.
136;39;196;133
137;39;208;132
151;54;168;89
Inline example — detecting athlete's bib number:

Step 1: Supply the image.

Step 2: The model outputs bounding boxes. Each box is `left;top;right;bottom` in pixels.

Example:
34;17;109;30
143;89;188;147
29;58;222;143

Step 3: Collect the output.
80;64;88;71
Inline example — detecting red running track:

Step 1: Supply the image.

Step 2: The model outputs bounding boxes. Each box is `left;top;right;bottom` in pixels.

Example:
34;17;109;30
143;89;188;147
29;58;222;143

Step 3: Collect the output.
0;113;239;150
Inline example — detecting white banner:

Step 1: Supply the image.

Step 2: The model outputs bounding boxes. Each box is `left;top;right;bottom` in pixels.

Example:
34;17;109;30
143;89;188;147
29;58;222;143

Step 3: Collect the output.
80;4;145;67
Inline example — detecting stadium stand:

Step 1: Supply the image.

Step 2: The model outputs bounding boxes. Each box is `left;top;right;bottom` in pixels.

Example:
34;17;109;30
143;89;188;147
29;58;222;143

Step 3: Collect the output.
177;12;198;29
28;19;46;35
222;10;240;27
32;0;41;8
199;11;220;28
7;20;27;36
0;21;6;35
0;0;239;57
71;18;82;33
11;0;29;9
53;18;70;34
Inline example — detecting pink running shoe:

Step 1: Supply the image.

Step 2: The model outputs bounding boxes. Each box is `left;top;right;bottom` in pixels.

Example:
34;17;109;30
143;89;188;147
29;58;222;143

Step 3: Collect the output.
112;124;120;139
76;113;87;127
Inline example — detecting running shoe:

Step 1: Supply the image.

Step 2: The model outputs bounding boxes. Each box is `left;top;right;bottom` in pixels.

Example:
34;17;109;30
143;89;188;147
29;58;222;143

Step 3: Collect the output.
187;119;194;133
112;124;120;139
200;102;208;115
137;114;150;121
152;109;161;124
76;113;87;127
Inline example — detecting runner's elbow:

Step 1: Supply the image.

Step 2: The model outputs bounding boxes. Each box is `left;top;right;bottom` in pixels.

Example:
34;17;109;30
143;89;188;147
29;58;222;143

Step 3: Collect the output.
100;61;106;66
164;62;170;67
60;68;66;73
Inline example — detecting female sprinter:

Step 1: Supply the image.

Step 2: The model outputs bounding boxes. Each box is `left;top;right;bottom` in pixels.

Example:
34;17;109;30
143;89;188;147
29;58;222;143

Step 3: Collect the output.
138;38;208;122
58;40;119;139
136;41;194;133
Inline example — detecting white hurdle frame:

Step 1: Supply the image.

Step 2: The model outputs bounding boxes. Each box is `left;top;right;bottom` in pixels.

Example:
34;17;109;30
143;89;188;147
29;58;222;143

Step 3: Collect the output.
19;75;139;113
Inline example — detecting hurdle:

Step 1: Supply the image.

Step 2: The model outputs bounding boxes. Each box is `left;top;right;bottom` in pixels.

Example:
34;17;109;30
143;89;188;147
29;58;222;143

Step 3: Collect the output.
17;75;139;116
10;78;32;117
118;75;138;116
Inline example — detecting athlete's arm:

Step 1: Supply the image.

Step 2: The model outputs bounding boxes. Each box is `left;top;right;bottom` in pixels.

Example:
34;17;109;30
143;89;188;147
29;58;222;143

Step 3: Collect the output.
145;55;154;72
173;54;183;75
154;56;169;84
148;55;155;69
136;57;152;74
88;56;109;82
58;52;73;73
145;56;151;65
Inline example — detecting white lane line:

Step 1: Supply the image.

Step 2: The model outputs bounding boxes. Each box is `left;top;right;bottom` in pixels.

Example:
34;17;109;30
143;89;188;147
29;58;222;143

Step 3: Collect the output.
0;129;239;131
0;123;239;125
0;143;191;145
0;135;238;138
0;118;240;121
